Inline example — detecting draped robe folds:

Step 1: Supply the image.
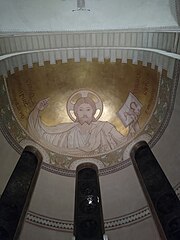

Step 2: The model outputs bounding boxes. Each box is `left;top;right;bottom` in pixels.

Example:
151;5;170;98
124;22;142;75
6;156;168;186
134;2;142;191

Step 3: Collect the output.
28;107;127;155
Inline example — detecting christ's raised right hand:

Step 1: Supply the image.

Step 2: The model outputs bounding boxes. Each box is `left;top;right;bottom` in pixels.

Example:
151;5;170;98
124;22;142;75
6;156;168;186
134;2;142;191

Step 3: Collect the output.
36;98;49;111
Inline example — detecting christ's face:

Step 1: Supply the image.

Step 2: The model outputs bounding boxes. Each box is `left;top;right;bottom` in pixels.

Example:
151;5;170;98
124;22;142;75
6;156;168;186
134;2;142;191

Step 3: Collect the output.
76;103;94;124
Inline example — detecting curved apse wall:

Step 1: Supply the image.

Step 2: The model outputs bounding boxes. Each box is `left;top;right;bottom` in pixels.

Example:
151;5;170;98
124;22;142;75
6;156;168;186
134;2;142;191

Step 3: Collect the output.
0;31;180;236
0;46;179;177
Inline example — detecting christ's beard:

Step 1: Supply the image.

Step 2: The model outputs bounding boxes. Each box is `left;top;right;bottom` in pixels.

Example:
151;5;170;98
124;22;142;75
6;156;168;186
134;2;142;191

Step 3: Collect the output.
78;116;93;125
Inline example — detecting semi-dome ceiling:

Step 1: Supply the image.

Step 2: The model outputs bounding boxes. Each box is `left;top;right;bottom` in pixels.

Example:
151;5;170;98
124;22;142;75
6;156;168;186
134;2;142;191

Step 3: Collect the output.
0;49;177;175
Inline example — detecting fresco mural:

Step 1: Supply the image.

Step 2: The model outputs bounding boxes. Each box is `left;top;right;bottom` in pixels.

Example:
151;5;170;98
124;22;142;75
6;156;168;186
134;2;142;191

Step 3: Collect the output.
1;59;167;170
28;90;141;155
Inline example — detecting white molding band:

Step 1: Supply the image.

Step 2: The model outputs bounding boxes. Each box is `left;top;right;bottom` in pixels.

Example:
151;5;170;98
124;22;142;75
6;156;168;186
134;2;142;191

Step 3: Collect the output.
0;32;178;56
0;47;179;79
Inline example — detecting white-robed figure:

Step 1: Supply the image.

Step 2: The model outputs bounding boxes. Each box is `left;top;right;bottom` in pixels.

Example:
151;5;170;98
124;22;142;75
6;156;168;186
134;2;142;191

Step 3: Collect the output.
28;90;140;155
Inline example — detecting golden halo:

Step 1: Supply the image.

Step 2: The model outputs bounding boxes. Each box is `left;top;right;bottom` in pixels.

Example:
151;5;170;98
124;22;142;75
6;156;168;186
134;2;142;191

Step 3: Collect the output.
66;89;103;122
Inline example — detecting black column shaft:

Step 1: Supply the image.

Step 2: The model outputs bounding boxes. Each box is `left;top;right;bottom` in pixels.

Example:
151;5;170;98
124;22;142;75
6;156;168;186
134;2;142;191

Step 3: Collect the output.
0;146;42;240
131;141;180;240
74;163;105;240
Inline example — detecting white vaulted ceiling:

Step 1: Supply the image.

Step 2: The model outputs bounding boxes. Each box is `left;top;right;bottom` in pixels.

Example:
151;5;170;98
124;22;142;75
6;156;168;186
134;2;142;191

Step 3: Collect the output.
0;0;179;32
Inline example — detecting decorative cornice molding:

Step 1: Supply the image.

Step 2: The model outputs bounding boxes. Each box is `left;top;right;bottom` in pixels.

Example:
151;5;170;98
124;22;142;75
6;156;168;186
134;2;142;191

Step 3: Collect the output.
25;182;180;231
149;59;180;147
26;207;150;232
0;26;179;35
40;158;132;177
0;32;178;56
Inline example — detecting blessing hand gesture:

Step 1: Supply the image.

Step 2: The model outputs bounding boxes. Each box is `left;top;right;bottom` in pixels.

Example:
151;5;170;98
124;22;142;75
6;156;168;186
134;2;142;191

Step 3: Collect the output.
36;98;49;111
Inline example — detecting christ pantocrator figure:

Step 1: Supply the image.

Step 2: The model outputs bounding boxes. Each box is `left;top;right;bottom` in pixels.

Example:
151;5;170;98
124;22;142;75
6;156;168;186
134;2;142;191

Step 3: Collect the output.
28;90;140;155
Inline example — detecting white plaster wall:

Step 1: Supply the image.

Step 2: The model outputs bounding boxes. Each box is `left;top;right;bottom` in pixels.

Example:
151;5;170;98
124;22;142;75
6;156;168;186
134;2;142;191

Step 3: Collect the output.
106;217;161;240
19;222;73;240
19;214;160;240
28;169;75;220
0;0;178;32
100;165;147;218
0;131;20;194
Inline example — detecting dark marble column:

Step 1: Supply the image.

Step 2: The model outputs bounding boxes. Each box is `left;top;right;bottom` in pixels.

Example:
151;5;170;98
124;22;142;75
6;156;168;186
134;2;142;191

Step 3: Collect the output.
0;146;42;240
74;163;105;240
131;141;180;240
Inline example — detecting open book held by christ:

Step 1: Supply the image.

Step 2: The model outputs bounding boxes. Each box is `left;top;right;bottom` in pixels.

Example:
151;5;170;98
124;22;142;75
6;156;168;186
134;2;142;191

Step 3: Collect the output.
117;92;142;128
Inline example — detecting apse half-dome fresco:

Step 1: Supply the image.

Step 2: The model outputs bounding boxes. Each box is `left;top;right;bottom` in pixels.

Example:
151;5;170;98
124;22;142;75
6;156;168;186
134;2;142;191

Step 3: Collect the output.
0;58;172;172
